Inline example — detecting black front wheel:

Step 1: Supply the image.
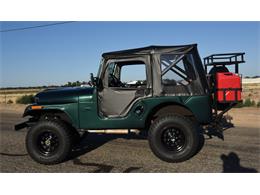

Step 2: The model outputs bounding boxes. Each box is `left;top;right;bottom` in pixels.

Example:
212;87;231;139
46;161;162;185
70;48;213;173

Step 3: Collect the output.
148;115;200;163
26;120;73;165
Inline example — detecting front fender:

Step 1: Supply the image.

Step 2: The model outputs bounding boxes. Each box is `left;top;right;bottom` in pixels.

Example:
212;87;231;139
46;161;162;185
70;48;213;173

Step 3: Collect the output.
22;103;79;128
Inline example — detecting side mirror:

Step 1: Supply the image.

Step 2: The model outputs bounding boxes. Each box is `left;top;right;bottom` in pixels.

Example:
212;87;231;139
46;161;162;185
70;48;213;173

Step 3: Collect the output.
90;73;102;89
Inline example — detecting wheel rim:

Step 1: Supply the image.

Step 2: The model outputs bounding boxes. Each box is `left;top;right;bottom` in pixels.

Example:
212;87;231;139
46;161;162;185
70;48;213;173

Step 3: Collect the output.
37;131;59;156
161;127;186;152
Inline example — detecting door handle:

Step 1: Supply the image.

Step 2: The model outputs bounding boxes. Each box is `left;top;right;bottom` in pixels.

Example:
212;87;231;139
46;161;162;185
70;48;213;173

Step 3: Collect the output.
84;107;91;111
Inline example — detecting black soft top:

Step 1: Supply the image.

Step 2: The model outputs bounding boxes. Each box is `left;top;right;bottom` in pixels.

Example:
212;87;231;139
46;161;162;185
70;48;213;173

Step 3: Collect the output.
102;44;197;58
99;43;208;96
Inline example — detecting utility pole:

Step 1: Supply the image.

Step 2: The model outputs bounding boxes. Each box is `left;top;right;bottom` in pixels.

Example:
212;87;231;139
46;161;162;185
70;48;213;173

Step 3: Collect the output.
4;89;7;104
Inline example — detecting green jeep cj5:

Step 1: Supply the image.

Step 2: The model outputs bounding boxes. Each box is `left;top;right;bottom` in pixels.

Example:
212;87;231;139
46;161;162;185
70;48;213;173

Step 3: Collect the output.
15;44;245;164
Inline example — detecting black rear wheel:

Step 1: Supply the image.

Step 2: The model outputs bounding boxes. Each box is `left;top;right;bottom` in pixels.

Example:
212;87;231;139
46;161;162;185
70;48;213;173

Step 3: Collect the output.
161;127;186;152
148;114;200;163
26;120;73;165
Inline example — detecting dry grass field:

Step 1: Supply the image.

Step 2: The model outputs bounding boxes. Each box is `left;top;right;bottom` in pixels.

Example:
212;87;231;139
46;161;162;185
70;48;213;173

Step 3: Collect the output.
242;83;260;103
0;88;42;104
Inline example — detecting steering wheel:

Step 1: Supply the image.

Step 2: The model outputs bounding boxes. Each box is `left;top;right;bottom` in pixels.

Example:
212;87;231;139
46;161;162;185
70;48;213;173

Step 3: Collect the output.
109;74;124;87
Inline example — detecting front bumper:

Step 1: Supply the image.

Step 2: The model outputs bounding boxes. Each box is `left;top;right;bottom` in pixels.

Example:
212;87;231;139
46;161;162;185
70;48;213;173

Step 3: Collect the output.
14;121;29;131
14;120;36;131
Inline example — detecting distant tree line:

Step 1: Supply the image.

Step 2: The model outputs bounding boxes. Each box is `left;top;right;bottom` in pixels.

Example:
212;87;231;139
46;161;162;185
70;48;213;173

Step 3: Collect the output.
63;81;89;87
0;80;90;90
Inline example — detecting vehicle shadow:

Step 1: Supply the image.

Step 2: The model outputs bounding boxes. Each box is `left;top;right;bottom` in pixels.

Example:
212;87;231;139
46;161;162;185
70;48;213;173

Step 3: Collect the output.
70;132;144;172
69;131;147;160
221;152;258;173
72;158;142;173
72;158;114;172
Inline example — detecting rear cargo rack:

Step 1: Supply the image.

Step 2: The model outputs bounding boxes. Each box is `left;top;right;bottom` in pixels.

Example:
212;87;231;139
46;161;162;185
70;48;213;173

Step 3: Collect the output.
203;52;245;123
204;53;245;73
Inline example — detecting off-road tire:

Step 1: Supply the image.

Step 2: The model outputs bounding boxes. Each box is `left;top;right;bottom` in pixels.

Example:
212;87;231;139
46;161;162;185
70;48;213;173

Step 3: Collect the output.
148;114;200;163
40;114;81;146
26;120;73;165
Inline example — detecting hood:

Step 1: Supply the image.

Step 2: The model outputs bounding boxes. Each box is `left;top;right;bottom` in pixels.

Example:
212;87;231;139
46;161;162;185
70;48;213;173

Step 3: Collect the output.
35;87;94;105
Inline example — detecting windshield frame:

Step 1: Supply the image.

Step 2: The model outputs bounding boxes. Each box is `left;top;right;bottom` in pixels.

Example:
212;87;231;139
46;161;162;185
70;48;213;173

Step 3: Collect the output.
97;57;105;79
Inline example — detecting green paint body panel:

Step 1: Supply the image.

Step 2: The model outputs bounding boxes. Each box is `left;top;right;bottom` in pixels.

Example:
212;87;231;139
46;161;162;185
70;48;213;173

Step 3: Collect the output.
78;89;212;129
30;87;212;129
31;87;94;129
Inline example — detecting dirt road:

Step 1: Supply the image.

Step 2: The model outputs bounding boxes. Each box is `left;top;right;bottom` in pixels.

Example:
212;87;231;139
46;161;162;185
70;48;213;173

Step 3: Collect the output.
0;105;259;172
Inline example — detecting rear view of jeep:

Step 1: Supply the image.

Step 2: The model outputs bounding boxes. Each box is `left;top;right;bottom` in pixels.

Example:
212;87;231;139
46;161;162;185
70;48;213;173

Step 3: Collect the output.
15;44;244;164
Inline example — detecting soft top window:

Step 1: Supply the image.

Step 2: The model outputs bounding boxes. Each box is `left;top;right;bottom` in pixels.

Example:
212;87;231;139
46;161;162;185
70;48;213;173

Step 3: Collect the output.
106;60;147;88
160;54;202;95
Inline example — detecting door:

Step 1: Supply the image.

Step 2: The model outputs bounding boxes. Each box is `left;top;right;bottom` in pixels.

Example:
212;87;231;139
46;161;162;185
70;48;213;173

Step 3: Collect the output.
98;60;149;117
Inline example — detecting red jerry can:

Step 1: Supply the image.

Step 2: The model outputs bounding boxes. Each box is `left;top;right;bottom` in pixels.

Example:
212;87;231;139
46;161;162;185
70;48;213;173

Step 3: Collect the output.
216;72;242;102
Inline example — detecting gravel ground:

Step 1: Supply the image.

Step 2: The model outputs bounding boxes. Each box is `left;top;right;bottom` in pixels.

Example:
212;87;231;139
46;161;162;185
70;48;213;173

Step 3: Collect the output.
0;106;259;173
